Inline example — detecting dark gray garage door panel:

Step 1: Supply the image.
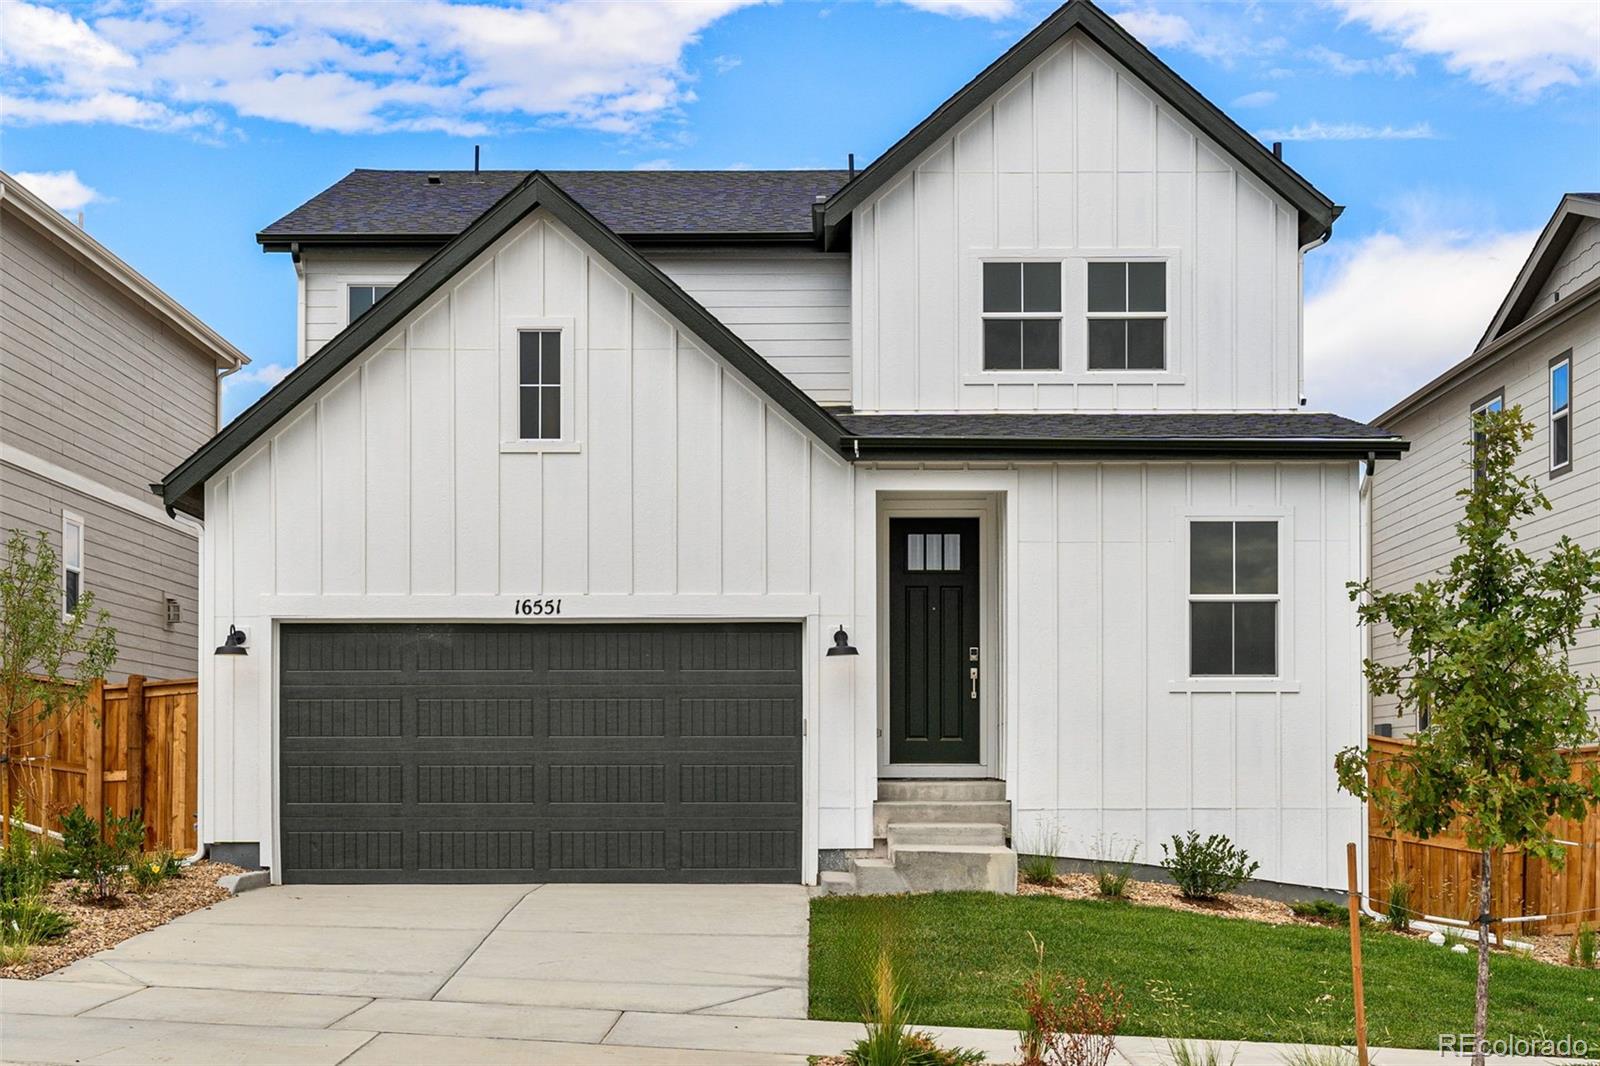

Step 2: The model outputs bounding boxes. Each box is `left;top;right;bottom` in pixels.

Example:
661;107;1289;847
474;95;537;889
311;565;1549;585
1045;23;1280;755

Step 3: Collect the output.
278;622;802;884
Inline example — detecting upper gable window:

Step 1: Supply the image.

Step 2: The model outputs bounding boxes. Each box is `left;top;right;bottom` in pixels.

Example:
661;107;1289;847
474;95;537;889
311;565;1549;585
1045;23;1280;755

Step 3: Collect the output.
982;262;1061;371
348;284;395;322
518;330;562;441
1550;353;1572;475
1087;261;1166;371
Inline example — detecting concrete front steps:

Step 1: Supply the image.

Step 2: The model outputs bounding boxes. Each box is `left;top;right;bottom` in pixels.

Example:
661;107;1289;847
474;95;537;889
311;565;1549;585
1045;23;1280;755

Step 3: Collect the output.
818;779;1016;896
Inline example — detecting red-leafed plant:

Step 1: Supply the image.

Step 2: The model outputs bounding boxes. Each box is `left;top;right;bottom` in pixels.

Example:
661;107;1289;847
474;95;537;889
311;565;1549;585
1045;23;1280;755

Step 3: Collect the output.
1018;933;1126;1066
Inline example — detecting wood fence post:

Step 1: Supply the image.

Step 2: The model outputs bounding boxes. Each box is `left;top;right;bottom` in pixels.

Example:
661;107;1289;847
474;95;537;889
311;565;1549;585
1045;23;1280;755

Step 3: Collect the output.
1347;841;1370;1066
125;675;146;843
85;679;105;826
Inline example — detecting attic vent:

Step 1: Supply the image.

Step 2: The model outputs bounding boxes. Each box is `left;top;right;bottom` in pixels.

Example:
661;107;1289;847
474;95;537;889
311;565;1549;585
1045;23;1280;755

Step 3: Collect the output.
426;173;443;185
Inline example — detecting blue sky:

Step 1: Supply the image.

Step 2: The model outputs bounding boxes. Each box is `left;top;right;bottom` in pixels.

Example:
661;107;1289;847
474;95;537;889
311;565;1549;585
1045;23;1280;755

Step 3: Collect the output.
3;0;1597;422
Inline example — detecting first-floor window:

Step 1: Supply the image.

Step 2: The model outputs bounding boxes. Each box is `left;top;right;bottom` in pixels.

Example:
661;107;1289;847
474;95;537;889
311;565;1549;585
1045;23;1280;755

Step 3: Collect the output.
518;330;561;440
62;513;83;616
1550;353;1572;474
348;284;395;322
1189;519;1278;676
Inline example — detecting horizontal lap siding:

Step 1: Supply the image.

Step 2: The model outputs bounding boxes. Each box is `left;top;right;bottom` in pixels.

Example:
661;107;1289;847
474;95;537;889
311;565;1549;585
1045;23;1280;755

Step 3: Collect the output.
301;251;428;360
1370;305;1600;733
649;251;851;407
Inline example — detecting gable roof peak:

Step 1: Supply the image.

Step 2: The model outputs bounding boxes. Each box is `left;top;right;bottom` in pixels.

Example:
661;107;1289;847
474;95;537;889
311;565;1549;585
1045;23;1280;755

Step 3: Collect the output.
821;0;1338;248
1477;191;1600;348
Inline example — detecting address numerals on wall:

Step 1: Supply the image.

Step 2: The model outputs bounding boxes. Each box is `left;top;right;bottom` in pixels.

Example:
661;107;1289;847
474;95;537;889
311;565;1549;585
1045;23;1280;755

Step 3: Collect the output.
513;598;563;617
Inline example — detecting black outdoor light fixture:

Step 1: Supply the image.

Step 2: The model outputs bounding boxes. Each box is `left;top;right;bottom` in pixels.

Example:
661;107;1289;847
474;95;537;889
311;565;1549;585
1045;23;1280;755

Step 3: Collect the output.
826;625;858;656
214;625;248;656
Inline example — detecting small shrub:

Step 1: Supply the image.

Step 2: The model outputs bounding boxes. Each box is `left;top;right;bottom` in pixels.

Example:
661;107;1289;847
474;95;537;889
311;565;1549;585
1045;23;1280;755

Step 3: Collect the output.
0;804;72;965
1385;878;1413;933
1568;924;1597;969
1017;933;1124;1066
844;940;985;1066
59;805;144;903
1090;835;1138;899
1159;832;1258;900
1289;899;1348;925
1;896;73;943
1018;822;1061;886
1165;1040;1237;1066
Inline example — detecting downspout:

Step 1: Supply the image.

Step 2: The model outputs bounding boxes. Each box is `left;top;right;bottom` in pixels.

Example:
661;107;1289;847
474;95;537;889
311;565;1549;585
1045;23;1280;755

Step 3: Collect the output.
1297;231;1331;407
177;500;208;867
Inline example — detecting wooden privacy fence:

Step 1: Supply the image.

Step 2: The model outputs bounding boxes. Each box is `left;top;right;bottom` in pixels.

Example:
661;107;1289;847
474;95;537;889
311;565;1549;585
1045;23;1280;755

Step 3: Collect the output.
1366;735;1599;936
2;677;198;852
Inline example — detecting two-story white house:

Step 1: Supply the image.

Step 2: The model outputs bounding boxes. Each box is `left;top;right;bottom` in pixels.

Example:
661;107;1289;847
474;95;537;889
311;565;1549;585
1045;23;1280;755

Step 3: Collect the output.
158;0;1405;890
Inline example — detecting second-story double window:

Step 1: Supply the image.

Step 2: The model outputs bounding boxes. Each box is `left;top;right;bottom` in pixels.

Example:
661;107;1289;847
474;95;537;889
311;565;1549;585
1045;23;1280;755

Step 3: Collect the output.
1088;261;1166;370
982;262;1061;370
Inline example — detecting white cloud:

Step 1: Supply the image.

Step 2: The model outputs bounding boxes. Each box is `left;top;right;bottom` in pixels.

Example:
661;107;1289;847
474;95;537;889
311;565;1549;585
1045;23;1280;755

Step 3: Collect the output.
1111;5;1280;65
1258;120;1438;141
1231;90;1277;108
221;361;293;421
1330;0;1600;99
0;0;764;138
897;0;1019;20
1304;229;1536;421
632;159;676;171
11;169;104;213
1304;44;1414;77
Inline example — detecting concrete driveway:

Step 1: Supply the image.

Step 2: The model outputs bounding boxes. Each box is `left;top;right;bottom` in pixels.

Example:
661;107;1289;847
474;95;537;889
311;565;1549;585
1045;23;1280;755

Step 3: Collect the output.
0;882;881;1065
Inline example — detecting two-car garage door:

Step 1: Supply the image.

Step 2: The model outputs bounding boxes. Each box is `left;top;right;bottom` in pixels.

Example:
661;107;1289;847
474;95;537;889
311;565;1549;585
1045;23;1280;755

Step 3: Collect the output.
278;622;802;884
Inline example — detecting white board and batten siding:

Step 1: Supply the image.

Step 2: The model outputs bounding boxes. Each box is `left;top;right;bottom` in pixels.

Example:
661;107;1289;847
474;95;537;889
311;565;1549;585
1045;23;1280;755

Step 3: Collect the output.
298;245;853;407
851;35;1303;415
998;460;1363;891
206;210;859;861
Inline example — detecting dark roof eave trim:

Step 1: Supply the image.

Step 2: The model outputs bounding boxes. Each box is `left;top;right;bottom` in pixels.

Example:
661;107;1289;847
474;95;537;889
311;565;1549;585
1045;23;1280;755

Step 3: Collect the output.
169;173;846;518
847;437;1408;461
258;231;822;253
821;0;1336;246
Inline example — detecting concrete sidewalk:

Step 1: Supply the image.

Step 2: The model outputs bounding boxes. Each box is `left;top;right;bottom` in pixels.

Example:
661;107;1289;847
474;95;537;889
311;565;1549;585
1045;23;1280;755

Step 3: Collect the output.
0;883;1581;1064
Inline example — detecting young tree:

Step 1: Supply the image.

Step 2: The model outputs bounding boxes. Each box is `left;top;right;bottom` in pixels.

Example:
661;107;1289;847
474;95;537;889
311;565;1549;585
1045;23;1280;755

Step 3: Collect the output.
1336;408;1600;1066
0;529;118;843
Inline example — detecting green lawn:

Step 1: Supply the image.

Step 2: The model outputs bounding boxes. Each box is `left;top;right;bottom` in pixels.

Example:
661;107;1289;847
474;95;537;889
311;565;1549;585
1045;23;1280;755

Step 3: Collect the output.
809;893;1600;1049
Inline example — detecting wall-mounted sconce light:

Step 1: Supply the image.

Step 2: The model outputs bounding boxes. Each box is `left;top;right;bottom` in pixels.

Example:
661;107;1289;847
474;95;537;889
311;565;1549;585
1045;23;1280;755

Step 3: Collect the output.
214;625;248;656
826;625;858;656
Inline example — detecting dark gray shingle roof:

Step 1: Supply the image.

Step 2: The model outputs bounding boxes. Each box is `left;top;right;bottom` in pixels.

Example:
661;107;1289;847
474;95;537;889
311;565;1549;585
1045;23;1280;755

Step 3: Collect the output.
838;412;1400;442
259;169;851;242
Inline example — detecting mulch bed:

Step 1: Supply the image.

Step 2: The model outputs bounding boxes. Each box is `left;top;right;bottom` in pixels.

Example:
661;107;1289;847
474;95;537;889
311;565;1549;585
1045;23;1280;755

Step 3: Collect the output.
2;860;243;980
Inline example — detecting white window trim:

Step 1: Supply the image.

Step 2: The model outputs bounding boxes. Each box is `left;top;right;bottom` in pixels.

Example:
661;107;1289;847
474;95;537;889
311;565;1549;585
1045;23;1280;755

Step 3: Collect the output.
344;282;398;329
962;250;1185;387
1550;353;1572;476
61;510;84;619
500;315;580;453
1169;511;1299;693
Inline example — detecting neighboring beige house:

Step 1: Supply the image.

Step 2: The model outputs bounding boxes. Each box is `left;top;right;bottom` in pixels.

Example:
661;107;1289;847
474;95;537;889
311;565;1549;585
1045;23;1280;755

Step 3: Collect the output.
1368;193;1600;735
1;171;249;680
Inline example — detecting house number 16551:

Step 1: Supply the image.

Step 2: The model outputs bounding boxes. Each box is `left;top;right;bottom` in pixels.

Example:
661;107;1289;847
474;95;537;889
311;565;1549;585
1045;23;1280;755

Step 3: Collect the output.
514;598;562;616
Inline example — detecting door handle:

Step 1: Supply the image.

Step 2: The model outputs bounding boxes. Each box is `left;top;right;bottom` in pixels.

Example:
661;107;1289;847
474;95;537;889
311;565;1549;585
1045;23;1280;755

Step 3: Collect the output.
969;666;978;699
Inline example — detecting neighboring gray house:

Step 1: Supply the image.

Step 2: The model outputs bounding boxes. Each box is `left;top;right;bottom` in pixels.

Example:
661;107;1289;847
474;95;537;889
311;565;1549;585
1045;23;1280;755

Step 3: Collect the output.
1;170;249;680
1368;193;1600;735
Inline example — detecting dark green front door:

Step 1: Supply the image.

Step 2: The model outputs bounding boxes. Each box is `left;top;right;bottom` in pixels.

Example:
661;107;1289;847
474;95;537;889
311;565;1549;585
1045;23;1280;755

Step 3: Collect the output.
889;518;981;764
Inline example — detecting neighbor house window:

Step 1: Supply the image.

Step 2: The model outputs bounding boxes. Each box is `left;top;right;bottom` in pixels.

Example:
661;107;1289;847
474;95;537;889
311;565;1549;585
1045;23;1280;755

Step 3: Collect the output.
62;513;83;617
982;262;1061;370
1189;520;1278;676
1550;353;1572;475
347;284;395;321
1470;390;1504;483
518;330;561;440
1087;261;1166;370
